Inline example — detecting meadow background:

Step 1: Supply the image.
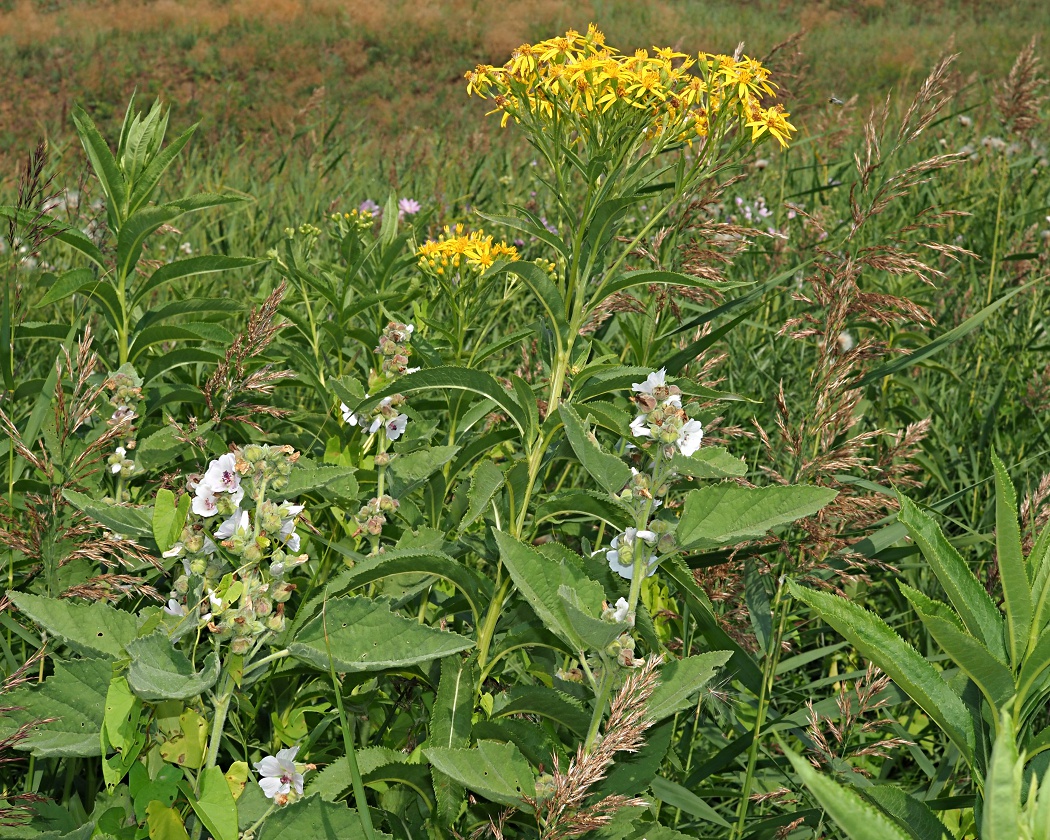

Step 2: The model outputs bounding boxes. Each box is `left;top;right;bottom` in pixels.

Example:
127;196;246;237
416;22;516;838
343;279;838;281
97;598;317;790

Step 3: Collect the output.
3;1;1050;838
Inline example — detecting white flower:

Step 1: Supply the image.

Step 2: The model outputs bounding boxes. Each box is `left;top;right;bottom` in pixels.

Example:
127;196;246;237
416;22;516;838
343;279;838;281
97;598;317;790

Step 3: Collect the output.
606;528;658;581
192;488;219;518
629;415;651;439
203;453;242;497
255;746;304;800
111;462;122;474
611;597;630;623
207;588;223;610
162;544;184;559
385;414;409;441
340;402;358;426
163;599;185;617
676;420;704;457
632;369;667;396
279;504;304;552
404;366;421;375
214;509;249;540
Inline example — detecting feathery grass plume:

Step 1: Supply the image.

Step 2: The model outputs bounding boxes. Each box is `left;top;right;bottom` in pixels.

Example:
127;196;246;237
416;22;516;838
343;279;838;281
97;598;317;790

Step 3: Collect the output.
202;280;294;430
754;53;974;575
993;37;1047;138
803;664;914;775
0;328;160;601
1021;472;1050;554
530;656;662;840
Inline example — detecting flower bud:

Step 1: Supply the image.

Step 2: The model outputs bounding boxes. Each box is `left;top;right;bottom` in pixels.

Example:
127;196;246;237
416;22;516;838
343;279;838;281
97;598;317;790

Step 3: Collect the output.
266;612;285;632
230;636;251;655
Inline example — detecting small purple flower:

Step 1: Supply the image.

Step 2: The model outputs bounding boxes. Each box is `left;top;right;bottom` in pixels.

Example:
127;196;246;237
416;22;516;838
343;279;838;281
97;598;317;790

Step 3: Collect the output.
540;216;558;235
359;199;380;215
398;198;421;216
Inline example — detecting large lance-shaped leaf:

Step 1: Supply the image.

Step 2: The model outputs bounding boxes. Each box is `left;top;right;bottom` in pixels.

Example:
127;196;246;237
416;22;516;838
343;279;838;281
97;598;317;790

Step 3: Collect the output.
307;747;405;801
790;582;975;763
899;584;1015;712
782;743;912;840
991;452;1031;667
677;485;838;550
290;595;473;673
0;658;109;757
897;494;1006;662
669;446;747;480
982;712;1023;840
559;403;632;495
125;633;220;701
9;592;137;659
492;686;590;736
281;461;358;500
860;785;953;840
459;460;505;533
425;740;536;811
255;795;383;840
646;652;732;723
494;531;605;653
62;490;153;540
430;656;475;827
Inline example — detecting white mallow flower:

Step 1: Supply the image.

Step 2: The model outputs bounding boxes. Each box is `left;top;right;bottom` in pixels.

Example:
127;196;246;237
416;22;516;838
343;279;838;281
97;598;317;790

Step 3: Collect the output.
255;746;305;800
214;509;249;540
630;415;651;439
632;368;667;396
192;488;219;518
280;504;305;552
606;528;659;580
163;599;185;617
611;597;630;623
111;446;127;474
207;588;223;610
384;414;409;441
202;453;244;505
677;419;704;457
340;402;358;426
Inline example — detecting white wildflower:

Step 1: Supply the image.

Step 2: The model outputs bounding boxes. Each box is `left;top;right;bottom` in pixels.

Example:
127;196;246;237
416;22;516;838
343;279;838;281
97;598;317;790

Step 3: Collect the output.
255;746;305;800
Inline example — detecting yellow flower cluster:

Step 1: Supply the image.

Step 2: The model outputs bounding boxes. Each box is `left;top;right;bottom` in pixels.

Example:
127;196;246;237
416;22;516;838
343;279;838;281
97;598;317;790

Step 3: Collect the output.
464;24;795;147
417;225;520;275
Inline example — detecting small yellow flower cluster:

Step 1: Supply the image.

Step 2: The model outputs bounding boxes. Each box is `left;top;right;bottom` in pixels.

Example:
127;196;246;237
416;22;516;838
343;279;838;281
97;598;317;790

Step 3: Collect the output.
464;24;795;147
417;225;520;275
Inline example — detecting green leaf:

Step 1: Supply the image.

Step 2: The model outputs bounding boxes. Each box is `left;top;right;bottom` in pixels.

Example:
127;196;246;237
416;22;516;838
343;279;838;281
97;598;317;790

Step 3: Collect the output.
386;446;459;496
127;122;198;215
307;747;404;801
72;104;127;228
187;766;238;840
152;489;190;554
281;462;358;500
255;795;382;840
425;740;536;810
790;582;975;763
8;592;137;659
558;403;632;495
535;491;633;530
897;494;1006;662
430;655;474;827
982;711;1023;840
0;658;109;757
62;490;153;540
492;686;590;736
860;785;952;840
650;775;731;828
782;742;913;840
290;595;474;673
36;268;100;307
145;802;190;840
646;652;732;723
677;484;838;549
459;460;504;533
991;452;1031;666
900;586;1015;711
597;269;741;302
347;367;529;436
502;259;569;341
668;447;747;480
494;531;604;653
125;632;221;700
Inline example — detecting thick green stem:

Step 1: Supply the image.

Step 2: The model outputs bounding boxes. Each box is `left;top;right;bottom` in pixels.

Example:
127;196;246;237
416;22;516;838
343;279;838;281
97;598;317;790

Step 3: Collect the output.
205;663;234;770
583;659;616;752
476;576;512;673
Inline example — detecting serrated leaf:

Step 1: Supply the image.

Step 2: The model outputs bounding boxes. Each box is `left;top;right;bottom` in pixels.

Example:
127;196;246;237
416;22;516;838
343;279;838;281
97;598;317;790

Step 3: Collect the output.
782;742;912;840
991;452;1031;667
860;785;952;840
677;484;838;549
897;493;1006;662
125;633;220;700
307;747;404;801
646;652;732;723
982;711;1023;840
0;658;109;757
460;460;504;533
9;592;137;659
535;491;634;530
281;461;358;499
290;595;473;673
255;794;382;840
62;490;153;539
790;582;975;763
558;403;632;495
668;446;747;479
425;740;536;810
492;685;590;735
386;446;458;496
